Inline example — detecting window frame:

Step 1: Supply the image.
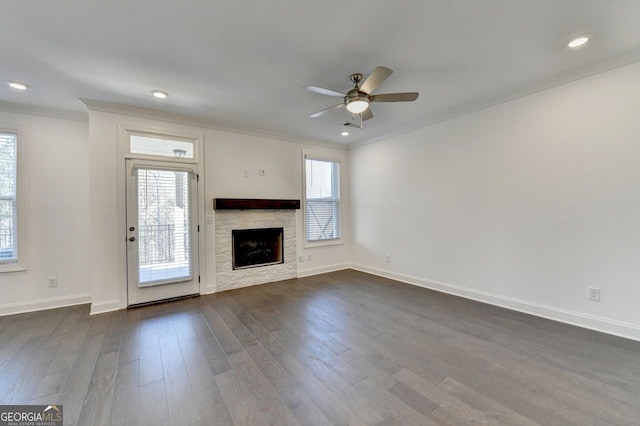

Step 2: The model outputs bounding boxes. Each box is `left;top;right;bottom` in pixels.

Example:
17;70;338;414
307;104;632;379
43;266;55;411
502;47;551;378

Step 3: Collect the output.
0;127;27;273
124;129;199;164
302;152;342;247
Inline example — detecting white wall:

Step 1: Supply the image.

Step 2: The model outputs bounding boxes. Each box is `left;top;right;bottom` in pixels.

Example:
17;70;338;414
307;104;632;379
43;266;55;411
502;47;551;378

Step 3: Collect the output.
350;61;640;340
87;108;350;313
0;111;90;315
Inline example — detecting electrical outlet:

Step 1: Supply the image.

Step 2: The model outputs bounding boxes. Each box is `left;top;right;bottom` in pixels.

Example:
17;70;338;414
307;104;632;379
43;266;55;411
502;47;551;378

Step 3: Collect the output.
258;169;266;176
588;287;601;301
386;254;391;263
307;254;312;262
298;255;304;263
206;214;213;224
48;277;57;288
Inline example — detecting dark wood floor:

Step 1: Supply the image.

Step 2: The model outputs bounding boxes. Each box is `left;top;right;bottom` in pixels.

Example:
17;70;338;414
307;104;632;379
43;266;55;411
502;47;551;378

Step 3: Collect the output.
1;270;640;425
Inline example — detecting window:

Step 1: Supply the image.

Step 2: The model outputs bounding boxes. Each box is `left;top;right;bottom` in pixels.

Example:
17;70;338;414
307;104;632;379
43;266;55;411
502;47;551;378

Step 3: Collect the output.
0;132;17;264
304;155;340;242
129;134;196;160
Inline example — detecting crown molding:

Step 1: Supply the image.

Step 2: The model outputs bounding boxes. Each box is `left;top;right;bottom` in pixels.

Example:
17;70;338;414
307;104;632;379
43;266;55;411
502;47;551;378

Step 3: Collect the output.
0;101;88;122
80;99;348;151
349;47;640;150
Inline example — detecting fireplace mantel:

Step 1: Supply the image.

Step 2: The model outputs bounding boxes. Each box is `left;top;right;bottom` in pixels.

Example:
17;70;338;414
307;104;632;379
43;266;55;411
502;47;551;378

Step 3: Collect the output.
214;198;300;210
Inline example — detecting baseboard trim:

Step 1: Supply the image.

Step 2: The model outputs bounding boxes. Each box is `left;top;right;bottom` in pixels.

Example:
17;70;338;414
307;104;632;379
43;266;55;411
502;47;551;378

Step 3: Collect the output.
205;284;217;294
90;299;121;315
350;263;640;342
0;293;91;317
297;263;350;278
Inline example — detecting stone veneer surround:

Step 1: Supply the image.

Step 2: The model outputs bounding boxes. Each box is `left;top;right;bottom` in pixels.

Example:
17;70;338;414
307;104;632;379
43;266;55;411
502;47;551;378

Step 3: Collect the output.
215;209;296;291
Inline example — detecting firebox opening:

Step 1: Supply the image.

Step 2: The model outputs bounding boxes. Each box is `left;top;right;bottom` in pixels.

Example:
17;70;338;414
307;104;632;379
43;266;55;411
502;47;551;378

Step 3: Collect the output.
232;227;284;270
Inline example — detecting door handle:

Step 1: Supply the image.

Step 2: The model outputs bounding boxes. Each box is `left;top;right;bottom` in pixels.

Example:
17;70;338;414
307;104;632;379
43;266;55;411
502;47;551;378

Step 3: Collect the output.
128;236;136;242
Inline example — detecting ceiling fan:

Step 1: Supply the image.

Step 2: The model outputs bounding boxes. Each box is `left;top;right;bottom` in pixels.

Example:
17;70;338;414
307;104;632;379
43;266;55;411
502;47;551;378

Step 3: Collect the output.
304;66;419;125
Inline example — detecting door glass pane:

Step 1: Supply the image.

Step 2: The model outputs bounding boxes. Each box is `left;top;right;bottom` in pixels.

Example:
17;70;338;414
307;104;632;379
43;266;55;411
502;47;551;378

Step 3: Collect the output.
137;168;192;285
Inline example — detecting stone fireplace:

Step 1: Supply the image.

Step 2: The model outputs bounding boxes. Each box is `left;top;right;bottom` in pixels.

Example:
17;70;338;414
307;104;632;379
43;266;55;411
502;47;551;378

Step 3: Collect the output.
214;199;299;291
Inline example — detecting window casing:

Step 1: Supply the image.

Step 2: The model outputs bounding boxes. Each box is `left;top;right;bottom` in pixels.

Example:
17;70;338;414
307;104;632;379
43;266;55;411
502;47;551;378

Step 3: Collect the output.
304;155;341;243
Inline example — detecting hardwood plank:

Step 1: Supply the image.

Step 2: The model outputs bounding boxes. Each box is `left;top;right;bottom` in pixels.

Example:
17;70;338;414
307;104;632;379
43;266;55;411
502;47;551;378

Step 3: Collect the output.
0;335;47;404
76;351;118;426
158;329;201;426
139;379;169;426
353;377;433;426
177;338;234;426
388;381;438;416
138;318;163;387
215;369;269;426
227;351;300;425
109;360;139;426
394;369;539;425
57;332;105;425
200;301;244;356
116;309;142;365
179;312;233;376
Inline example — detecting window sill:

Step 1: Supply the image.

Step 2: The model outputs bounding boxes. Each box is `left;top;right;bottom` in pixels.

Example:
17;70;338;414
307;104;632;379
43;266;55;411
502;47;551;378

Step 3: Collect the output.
304;239;344;249
0;263;27;273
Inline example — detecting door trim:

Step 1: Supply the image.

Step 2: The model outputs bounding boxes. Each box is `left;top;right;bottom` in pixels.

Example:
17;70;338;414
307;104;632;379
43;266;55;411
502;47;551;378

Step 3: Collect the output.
116;123;206;310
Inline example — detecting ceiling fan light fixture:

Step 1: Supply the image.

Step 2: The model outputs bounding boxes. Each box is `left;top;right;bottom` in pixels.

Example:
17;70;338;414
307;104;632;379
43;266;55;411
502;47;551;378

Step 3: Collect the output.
345;97;369;114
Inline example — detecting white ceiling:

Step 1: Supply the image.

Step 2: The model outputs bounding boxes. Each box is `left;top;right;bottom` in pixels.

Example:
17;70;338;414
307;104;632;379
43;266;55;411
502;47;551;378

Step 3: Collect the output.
2;0;640;146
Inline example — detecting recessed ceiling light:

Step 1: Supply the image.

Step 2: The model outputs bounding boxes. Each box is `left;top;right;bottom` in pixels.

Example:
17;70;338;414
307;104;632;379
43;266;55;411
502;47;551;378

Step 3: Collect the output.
341;131;349;136
7;81;29;91
151;90;168;99
568;36;589;49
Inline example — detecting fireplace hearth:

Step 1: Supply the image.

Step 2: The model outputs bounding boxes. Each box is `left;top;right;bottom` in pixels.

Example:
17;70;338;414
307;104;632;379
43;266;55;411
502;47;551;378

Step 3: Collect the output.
232;227;284;270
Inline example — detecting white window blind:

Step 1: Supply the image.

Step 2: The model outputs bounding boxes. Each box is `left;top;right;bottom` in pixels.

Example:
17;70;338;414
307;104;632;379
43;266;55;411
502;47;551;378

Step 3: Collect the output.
305;156;340;242
0;133;17;263
135;167;193;285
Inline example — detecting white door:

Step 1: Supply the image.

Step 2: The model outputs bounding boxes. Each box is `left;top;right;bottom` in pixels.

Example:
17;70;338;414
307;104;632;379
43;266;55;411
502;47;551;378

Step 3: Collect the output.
126;160;199;306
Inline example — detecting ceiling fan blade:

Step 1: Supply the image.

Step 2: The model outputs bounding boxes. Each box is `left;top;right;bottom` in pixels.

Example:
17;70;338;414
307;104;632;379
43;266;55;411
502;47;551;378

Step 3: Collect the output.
361;108;374;121
304;85;345;97
359;66;393;94
369;92;419;102
309;103;344;118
